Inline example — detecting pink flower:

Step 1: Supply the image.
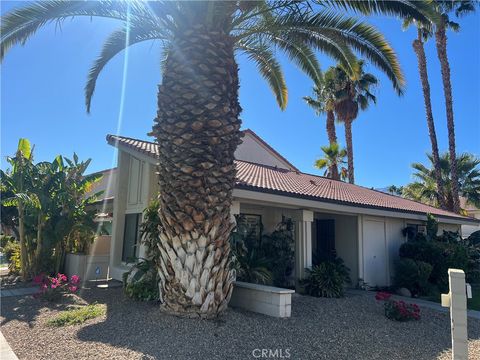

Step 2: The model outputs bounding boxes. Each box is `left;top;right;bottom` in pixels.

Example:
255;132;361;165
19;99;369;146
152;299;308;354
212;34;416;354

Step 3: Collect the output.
68;285;78;293
70;275;80;284
57;273;67;283
375;292;392;301
33;274;45;284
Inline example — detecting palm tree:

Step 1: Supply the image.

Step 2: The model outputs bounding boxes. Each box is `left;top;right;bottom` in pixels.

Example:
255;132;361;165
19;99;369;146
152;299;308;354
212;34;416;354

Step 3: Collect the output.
433;0;477;213
403;15;448;210
1;0;434;317
304;68;339;145
332;61;378;184
314;143;347;181
403;152;480;211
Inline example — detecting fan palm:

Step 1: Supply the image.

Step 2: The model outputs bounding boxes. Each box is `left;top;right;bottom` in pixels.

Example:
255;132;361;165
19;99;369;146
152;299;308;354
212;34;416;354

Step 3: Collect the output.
1;0;435;317
314;143;347;181
332;61;378;184
403;153;480;212
403;13;447;210
433;0;477;213
304;67;339;145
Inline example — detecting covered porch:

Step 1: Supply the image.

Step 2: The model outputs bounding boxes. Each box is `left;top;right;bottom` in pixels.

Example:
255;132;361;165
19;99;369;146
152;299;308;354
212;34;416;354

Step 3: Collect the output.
231;198;362;288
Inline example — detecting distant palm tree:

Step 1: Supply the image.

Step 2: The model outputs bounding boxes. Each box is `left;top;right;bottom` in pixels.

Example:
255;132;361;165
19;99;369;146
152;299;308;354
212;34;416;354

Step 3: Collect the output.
314;143;347;181
403;14;447;210
333;61;378;184
433;0;477;213
304;68;339;145
1;0;435;317
403;152;480;211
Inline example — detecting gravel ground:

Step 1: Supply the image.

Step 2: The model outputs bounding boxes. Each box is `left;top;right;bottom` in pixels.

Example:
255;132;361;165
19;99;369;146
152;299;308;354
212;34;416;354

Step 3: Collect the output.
1;288;479;360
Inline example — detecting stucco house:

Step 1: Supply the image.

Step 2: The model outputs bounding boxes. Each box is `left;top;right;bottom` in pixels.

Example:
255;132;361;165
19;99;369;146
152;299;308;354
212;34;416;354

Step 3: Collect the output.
102;129;477;288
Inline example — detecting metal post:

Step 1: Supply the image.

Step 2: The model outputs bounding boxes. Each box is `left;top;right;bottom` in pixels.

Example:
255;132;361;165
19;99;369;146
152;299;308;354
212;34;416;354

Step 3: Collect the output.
441;269;468;360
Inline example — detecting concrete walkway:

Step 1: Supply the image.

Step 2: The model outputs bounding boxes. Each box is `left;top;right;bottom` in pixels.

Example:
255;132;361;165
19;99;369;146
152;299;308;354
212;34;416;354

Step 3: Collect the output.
0;331;18;360
1;286;38;298
348;289;480;320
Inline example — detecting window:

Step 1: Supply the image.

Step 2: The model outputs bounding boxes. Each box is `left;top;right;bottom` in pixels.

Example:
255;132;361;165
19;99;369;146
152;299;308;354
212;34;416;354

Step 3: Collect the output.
237;214;262;241
122;213;141;263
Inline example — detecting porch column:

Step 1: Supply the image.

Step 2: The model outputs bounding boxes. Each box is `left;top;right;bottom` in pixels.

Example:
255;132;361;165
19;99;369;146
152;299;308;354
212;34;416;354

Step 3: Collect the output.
295;210;314;280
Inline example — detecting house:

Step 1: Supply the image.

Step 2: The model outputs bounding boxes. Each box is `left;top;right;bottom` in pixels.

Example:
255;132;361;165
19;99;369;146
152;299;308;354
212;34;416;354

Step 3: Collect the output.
104;129;478;287
460;197;480;238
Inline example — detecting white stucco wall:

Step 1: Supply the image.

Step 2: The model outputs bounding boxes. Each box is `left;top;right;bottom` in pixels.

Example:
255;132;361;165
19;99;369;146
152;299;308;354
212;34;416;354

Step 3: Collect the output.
234;132;294;170
109;151;156;280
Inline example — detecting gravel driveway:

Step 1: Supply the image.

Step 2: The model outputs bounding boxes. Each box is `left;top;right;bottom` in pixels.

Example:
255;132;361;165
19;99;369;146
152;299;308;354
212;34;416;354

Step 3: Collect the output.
1;287;479;360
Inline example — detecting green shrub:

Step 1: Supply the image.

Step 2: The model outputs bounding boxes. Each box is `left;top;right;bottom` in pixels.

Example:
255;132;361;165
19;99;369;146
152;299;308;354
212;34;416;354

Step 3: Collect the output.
123;259;159;301
0;235;15;249
394;258;432;295
302;257;350;298
398;238;469;292
47;304;106;327
3;241;21;274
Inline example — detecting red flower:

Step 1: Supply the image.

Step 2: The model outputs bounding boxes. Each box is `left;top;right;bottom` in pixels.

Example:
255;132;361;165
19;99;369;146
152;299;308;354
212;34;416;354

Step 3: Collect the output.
375;292;392;301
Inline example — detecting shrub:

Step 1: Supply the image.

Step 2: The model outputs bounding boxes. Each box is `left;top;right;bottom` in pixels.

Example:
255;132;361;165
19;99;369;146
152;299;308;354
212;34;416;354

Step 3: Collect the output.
47;303;106;327
375;291;421;321
398;238;469;292
123;259;159;301
33;273;80;302
0;235;15;249
394;258;432;296
3;241;21;274
302;257;350;298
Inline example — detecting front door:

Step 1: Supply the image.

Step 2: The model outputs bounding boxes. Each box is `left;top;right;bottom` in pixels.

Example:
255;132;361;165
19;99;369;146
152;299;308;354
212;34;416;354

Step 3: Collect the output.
315;219;335;263
362;219;388;287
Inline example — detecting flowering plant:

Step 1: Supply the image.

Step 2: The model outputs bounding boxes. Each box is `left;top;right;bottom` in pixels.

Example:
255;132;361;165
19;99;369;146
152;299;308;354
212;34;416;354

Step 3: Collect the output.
375;291;420;321
33;273;80;301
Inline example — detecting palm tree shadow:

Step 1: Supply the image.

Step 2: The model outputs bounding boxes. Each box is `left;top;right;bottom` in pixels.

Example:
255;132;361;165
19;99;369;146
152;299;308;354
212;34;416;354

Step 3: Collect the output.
0;293;85;328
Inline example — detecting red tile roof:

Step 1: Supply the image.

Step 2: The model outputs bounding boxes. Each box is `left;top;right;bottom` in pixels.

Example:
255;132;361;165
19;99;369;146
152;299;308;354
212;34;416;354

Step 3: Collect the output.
107;134;476;222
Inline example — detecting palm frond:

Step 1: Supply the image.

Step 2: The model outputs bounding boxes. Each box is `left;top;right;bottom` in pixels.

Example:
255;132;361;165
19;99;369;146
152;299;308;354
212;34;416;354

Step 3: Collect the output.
1;0;158;61
237;42;287;110
270;36;322;85
85;24;168;112
320;0;440;26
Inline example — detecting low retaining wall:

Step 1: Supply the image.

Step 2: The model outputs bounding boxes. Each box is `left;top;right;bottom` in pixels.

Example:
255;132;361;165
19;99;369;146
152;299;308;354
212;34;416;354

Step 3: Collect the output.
229;281;295;318
65;254;110;281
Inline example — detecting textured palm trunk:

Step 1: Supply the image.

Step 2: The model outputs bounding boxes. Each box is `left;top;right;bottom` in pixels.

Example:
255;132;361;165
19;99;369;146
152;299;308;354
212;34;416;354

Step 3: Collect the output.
326;110;340;180
326;110;337;145
151;25;242;318
344;119;354;184
412;29;448;210
435;20;461;214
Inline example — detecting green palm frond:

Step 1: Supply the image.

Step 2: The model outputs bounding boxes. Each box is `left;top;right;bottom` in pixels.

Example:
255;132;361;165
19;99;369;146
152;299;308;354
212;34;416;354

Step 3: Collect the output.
237;42;287;110
320;0;440;26
269;36;322;85
0;0;159;61
85;24;168;112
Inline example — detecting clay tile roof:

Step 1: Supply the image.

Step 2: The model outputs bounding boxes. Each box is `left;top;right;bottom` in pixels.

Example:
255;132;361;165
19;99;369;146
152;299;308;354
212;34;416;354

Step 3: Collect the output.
106;134;476;222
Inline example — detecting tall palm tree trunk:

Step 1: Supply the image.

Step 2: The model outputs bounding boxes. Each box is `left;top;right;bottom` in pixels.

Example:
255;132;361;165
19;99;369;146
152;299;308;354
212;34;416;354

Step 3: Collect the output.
344;119;355;184
326;110;337;145
435;19;461;213
412;29;447;210
326;110;339;180
151;25;242;318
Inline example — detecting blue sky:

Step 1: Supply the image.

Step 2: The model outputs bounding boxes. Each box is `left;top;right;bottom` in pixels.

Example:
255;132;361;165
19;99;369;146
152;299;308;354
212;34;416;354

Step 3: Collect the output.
1;2;479;188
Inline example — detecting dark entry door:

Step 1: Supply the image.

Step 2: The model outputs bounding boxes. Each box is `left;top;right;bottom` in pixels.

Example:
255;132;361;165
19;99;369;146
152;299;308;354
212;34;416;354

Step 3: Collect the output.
315;219;335;262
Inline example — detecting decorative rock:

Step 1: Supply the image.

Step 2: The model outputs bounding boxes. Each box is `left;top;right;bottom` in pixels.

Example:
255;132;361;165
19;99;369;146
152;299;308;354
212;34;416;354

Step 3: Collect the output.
397;287;412;297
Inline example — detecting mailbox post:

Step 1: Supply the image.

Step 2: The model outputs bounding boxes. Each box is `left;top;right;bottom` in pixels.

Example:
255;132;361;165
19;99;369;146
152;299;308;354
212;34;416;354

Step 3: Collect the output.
441;269;470;360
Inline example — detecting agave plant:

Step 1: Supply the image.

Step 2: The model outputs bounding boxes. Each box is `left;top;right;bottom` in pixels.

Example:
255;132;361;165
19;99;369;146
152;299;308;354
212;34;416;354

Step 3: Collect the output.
2;0;436;317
